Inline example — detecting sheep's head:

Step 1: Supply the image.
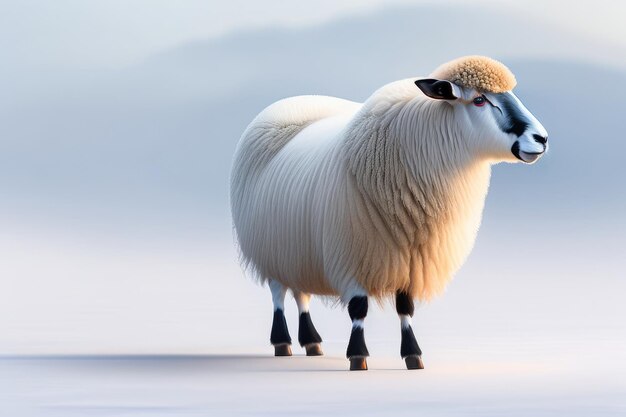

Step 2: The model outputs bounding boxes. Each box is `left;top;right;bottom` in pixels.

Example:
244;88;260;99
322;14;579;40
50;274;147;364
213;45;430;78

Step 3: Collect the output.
415;55;548;164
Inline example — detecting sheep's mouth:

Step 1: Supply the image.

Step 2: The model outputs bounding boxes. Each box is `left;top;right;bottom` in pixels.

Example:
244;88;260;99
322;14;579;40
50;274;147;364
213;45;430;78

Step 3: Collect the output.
512;142;544;164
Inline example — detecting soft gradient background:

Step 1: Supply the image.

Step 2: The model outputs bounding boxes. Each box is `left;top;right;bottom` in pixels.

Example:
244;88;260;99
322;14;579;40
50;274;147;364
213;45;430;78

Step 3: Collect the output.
1;1;625;416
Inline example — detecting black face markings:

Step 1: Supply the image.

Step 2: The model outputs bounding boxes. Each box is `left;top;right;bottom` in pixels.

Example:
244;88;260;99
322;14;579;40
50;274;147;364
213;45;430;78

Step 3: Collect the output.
494;93;530;137
415;78;459;100
270;308;292;346
511;141;523;161
533;134;548;144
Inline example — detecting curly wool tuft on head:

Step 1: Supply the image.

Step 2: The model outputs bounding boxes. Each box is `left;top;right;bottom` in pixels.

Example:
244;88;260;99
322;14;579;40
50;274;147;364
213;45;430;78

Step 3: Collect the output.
430;55;516;93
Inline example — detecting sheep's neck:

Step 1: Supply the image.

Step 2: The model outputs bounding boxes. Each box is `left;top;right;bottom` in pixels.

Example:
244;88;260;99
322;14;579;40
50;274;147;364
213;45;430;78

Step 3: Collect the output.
345;98;490;249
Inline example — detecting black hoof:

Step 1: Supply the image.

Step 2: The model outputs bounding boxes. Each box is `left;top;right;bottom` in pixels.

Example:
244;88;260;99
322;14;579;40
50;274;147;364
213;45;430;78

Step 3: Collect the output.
305;343;323;356
274;344;292;356
404;355;424;370
349;357;368;371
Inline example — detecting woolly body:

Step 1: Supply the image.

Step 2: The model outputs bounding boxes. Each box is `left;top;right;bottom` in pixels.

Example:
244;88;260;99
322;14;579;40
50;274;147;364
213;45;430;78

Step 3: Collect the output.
231;79;492;302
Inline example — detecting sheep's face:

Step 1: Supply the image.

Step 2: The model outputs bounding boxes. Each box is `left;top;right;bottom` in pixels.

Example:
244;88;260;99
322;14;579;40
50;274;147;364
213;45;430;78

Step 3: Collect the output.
415;79;548;164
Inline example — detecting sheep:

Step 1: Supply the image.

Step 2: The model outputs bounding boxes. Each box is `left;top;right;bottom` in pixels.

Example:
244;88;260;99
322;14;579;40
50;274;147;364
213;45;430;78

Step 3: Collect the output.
230;55;548;370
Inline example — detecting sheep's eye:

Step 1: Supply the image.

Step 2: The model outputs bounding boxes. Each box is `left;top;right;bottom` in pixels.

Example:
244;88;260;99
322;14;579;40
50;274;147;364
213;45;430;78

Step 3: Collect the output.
473;96;486;107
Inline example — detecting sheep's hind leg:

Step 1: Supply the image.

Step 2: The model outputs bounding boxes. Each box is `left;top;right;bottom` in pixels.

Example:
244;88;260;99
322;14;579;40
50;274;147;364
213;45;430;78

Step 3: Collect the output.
269;280;292;356
396;291;424;370
293;291;323;356
346;295;370;370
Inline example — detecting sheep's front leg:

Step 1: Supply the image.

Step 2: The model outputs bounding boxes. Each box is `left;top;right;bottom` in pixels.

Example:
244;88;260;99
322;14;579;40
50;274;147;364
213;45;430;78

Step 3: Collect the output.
346;295;369;370
293;291;323;356
396;291;424;369
269;280;292;356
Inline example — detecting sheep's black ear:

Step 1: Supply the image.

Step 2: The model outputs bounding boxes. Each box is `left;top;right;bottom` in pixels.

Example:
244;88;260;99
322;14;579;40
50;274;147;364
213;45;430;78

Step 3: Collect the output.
415;78;459;100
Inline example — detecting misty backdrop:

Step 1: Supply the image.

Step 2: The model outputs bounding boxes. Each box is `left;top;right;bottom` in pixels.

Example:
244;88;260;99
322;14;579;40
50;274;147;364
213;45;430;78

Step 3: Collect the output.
2;3;625;359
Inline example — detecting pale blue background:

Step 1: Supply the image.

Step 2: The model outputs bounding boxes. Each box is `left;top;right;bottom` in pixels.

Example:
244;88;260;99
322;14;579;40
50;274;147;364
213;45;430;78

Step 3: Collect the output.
1;1;625;415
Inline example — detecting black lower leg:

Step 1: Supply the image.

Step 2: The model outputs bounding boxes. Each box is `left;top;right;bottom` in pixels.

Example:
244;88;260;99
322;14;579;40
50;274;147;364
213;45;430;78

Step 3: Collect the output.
298;312;322;347
400;326;422;358
396;291;423;369
270;309;292;356
346;296;369;370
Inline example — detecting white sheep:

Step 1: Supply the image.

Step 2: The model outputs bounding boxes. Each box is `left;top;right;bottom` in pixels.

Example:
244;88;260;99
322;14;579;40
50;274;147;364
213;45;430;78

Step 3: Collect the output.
230;56;548;370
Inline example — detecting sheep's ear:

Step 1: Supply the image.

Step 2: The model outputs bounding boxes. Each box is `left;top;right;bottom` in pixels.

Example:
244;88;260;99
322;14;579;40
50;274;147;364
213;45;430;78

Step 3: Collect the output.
415;78;460;100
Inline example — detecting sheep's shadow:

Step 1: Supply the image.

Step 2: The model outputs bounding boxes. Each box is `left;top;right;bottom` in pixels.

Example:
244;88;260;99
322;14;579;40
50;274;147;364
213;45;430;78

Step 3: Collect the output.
0;353;358;373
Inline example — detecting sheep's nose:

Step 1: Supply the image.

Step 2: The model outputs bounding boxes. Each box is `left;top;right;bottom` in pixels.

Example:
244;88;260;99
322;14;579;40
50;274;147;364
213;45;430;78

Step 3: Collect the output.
533;134;548;144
